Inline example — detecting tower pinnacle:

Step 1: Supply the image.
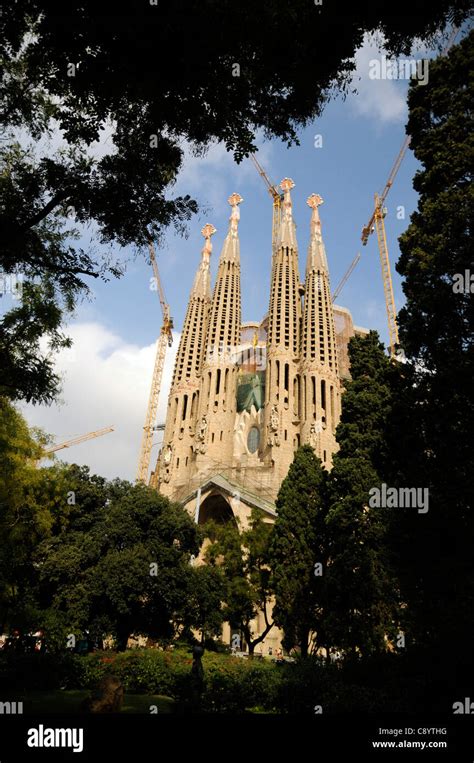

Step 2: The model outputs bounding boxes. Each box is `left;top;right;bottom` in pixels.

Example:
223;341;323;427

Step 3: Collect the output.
306;193;328;272
278;178;297;248
201;223;217;262
228;192;243;238
190;223;216;297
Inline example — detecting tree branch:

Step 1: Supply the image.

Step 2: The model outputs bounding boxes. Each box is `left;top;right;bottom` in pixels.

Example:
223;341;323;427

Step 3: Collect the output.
19;191;70;232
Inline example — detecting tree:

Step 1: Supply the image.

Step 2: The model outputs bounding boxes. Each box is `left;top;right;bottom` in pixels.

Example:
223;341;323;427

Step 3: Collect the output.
1;2;471;402
205;511;275;655
35;482;201;649
269;446;327;657
0;397;74;631
390;30;474;654
182;565;226;644
323;332;399;657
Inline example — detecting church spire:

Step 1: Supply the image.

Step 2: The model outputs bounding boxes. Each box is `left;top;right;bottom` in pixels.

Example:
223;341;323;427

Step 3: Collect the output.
206;193;243;352
301;194;336;368
265;177;302;483
306;193;328;272
267;178;301;357
170;223;216;388
300;193;341;468
189;223;215;298
278;177;297;249
156;223;216;492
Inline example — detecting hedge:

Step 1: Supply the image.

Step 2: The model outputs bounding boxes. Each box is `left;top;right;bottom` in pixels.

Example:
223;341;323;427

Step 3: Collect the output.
0;650;414;713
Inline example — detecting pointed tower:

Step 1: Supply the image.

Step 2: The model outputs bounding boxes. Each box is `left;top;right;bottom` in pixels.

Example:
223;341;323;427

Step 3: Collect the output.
157;223;216;494
300;194;341;467
194;193;243;471
264;178;303;483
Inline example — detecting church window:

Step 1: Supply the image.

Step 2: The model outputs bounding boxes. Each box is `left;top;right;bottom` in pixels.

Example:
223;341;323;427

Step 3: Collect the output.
321;379;326;415
247;427;260;454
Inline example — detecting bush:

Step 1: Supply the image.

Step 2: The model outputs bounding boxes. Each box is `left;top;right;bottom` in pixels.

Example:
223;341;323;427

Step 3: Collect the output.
274;657;391;714
0;652;83;691
200;653;280;713
0;649;412;713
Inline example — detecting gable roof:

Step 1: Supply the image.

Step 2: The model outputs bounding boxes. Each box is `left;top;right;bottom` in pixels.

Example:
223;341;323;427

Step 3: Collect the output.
180;473;277;518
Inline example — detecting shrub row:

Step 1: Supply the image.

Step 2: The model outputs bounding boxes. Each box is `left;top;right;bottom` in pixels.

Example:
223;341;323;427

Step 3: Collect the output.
0;649;420;713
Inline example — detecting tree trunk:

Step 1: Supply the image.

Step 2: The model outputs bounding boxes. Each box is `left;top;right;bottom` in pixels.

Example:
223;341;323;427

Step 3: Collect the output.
115;627;130;651
300;627;310;658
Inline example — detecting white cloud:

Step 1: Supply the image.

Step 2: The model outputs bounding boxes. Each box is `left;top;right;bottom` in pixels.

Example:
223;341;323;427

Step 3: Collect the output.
174;133;276;215
21;322;179;482
348;34;408;125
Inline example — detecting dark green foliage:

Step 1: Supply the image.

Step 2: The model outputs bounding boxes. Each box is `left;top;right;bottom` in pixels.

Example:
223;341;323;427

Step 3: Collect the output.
34;482;201;649
204;511;274;654
269;445;327;656
1;2;471;402
323;332;399;656
390;30;474;653
3;645;472;713
0;398;76;632
0;649;281;713
181;565;227;642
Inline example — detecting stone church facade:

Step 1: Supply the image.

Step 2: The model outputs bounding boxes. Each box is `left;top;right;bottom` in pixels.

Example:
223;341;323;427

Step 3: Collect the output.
150;179;367;653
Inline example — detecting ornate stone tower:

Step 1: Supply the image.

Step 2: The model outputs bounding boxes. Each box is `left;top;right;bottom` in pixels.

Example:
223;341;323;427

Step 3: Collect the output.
154;182;362;503
151;181;368;655
194;193;243;471
264;178;303;484
158;223;215;493
300;194;341;467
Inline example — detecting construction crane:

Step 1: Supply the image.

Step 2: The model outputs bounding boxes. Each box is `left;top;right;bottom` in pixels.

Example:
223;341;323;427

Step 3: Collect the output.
249;154;284;252
332;252;361;302
42;426;115;455
336;26;461;356
136;238;174;484
360;138;410;356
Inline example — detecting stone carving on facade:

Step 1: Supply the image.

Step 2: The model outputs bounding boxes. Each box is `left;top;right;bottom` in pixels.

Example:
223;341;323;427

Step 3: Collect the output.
309;421;318;449
233;406;263;461
162;444;173;482
163;444;172;465
193;413;208;454
267;404;280;447
309;419;326;453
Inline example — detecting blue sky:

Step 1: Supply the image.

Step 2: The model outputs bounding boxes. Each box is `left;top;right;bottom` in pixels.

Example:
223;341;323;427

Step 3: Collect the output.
77;41;420;349
17;31;459;480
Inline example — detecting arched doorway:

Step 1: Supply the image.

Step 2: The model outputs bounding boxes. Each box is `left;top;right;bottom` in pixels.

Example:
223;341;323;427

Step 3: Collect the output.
198;493;235;526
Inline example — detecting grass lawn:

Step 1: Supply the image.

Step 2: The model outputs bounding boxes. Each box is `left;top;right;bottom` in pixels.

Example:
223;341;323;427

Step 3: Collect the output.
9;690;175;714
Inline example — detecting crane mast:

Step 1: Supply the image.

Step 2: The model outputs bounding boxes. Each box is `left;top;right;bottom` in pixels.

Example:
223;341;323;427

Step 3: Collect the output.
333;27;460;354
136;239;173;484
373;195;399;355
249;154;284;252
